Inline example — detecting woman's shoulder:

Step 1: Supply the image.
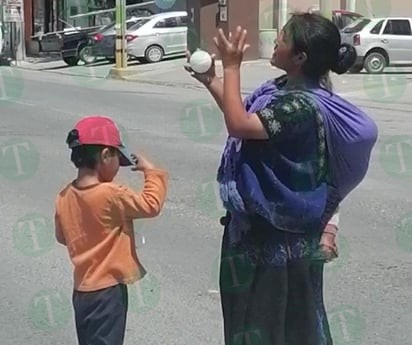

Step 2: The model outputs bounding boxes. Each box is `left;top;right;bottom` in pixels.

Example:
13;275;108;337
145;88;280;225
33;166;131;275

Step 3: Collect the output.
267;88;319;116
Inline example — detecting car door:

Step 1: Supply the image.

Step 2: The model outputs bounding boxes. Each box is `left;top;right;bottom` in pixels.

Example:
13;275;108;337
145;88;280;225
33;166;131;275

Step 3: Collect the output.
380;19;412;64
161;16;184;54
176;15;188;52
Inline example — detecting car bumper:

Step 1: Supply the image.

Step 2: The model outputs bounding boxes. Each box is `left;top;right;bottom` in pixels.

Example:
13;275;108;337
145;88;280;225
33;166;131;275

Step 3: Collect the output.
354;55;364;66
127;40;146;58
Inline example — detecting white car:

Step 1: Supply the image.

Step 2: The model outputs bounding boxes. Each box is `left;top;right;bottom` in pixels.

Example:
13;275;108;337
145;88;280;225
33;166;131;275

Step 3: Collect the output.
341;17;412;73
127;11;188;63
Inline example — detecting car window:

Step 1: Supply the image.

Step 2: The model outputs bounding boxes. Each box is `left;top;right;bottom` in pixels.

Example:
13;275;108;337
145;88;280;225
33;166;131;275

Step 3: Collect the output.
128;18;151;31
127;21;138;29
155;17;179;28
383;19;412;35
341;14;362;28
370;20;384;34
179;15;188;26
342;18;371;33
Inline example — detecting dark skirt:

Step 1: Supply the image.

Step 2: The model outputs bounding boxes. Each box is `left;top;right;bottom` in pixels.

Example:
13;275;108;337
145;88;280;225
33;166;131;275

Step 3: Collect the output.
219;215;333;345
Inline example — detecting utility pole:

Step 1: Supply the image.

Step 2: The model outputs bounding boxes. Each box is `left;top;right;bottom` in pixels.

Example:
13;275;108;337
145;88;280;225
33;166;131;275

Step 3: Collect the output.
109;0;128;78
115;0;127;69
319;0;332;20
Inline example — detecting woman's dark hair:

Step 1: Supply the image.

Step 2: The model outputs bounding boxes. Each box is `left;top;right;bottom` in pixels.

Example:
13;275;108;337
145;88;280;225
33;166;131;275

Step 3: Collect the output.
66;129;117;169
284;12;357;89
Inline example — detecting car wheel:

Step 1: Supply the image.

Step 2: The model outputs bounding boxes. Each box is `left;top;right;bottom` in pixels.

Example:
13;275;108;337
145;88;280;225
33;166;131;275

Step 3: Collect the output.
144;45;164;63
348;65;363;73
364;52;386;74
63;56;79;66
79;46;97;64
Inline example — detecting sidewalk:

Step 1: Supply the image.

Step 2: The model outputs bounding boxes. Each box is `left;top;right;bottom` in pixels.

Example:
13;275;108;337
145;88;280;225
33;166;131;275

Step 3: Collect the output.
16;56;279;93
14;55;412;100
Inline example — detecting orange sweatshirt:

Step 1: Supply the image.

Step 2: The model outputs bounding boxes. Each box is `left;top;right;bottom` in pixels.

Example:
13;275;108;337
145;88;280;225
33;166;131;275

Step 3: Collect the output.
54;168;168;292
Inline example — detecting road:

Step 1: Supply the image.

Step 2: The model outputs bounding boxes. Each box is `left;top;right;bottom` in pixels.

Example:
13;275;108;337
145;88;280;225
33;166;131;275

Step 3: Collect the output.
1;66;412;345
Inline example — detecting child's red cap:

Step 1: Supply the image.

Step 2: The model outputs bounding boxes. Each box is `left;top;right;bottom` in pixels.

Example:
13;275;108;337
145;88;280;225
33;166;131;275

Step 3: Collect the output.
67;116;133;166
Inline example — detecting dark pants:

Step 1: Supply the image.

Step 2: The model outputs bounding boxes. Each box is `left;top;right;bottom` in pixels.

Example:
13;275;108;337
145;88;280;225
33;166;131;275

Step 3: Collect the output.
72;284;128;345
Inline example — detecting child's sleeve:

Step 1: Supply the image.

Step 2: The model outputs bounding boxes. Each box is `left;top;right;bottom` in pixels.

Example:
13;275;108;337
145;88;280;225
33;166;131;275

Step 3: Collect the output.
113;168;169;219
54;200;67;246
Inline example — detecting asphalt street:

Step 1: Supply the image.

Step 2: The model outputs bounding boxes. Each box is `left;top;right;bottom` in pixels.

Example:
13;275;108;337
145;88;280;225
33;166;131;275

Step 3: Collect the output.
1;65;412;345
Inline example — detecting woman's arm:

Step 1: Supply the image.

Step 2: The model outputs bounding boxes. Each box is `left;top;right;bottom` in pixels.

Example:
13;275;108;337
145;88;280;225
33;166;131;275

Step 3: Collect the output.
324;207;340;236
222;68;269;139
205;77;225;113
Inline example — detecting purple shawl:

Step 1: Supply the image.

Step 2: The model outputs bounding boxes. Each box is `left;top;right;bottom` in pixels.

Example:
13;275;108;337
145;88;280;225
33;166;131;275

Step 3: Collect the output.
217;77;378;236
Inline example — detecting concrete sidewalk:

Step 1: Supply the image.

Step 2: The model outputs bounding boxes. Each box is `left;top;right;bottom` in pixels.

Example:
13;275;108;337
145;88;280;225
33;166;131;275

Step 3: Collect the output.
14;55;412;100
16;56;279;93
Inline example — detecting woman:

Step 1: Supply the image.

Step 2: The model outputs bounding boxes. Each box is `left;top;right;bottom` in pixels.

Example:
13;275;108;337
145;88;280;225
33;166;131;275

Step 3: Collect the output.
185;12;376;345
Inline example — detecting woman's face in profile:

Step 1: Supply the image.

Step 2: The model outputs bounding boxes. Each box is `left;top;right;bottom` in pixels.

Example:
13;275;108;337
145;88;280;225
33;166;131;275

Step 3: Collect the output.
271;30;291;68
271;29;301;74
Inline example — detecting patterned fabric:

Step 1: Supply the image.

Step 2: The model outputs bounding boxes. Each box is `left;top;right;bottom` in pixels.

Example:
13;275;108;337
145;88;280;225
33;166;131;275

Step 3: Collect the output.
220;219;333;345
217;75;329;244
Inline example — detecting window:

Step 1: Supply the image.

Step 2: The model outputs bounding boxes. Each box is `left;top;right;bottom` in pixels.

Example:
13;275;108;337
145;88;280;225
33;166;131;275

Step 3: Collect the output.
383;20;412;35
128;19;150;31
179;15;188;26
154;17;179;28
341;14;362;29
370;20;384;34
342;18;371;33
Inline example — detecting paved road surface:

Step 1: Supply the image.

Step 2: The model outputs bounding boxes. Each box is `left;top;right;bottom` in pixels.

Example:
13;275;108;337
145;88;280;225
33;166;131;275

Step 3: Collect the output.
1;66;412;345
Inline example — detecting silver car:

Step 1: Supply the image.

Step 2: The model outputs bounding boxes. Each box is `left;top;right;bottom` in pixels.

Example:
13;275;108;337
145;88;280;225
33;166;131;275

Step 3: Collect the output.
341;17;412;73
127;11;187;63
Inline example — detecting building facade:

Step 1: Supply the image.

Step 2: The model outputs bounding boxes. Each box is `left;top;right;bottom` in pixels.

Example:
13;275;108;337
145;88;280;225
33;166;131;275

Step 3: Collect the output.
257;0;412;57
6;0;412;59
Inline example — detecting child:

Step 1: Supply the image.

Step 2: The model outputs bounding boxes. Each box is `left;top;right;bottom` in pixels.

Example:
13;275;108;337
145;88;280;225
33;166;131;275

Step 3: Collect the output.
54;115;168;345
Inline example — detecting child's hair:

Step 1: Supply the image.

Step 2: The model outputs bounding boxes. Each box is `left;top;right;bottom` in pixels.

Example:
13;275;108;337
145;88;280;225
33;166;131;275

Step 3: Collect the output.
70;145;117;169
284;12;357;89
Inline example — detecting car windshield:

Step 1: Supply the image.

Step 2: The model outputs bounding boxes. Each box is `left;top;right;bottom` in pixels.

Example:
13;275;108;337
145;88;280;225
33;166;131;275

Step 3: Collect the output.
342;18;371;33
128;18;151;31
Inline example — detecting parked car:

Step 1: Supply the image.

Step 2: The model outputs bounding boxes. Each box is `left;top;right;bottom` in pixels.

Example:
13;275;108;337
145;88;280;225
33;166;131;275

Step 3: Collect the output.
79;17;148;64
127;11;188;63
308;8;364;30
38;24;101;66
340;17;412;73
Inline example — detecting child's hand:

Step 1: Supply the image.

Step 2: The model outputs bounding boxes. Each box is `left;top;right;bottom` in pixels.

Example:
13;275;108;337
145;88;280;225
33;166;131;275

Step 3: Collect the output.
131;154;155;172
